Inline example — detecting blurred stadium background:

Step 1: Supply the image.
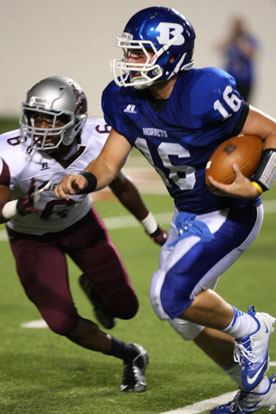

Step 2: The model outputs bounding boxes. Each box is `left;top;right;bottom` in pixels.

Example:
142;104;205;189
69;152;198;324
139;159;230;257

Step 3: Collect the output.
1;0;276;119
1;1;276;414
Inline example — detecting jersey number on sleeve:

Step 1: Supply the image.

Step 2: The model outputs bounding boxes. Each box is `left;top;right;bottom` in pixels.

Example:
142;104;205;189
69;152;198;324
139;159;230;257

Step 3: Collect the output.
213;85;242;119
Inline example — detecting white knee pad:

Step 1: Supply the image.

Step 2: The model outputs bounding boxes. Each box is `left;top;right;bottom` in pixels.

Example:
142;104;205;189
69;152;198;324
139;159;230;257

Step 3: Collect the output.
169;318;204;341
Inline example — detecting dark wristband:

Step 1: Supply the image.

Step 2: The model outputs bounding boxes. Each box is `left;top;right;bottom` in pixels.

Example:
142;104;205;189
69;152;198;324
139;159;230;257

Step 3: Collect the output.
149;225;162;238
78;172;97;194
16;198;26;216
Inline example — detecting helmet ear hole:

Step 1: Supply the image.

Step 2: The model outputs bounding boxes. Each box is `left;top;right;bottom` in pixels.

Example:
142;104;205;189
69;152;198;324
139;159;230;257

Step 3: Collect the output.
169;54;178;63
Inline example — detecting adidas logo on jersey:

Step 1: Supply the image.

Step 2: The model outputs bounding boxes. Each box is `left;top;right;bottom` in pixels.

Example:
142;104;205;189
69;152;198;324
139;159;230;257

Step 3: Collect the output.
123;104;137;114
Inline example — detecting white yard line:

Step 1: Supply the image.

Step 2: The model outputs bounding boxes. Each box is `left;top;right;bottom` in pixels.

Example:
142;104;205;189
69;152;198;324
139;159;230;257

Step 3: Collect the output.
21;320;48;328
103;211;173;229
1;199;276;242
160;391;238;414
0;212;174;241
161;361;276;414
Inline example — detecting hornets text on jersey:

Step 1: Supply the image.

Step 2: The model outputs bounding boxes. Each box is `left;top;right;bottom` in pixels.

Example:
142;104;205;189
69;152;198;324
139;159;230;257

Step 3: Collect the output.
102;66;261;214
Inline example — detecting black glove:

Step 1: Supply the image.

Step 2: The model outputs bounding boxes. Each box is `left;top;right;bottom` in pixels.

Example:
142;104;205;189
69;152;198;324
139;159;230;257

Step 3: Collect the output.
149;226;169;246
17;178;39;216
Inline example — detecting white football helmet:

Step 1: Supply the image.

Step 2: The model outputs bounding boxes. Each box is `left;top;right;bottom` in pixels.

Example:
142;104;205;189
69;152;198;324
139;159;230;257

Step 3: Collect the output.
20;76;87;151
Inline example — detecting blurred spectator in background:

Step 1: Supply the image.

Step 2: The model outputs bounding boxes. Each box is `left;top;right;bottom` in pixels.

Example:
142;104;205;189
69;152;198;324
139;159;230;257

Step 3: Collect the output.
216;16;259;102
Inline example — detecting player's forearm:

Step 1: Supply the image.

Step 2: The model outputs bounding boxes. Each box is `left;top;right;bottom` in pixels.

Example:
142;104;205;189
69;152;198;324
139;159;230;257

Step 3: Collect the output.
263;131;276;150
54;158;119;199
85;157;118;191
87;127;131;191
110;173;149;220
109;172;168;245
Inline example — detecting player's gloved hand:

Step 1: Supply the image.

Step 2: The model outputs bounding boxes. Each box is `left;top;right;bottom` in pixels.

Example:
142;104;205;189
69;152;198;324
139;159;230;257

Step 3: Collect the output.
149;226;169;246
17;178;39;216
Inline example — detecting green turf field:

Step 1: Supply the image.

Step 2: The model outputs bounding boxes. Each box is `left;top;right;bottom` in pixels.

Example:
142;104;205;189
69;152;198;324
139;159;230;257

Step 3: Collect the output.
0;118;275;413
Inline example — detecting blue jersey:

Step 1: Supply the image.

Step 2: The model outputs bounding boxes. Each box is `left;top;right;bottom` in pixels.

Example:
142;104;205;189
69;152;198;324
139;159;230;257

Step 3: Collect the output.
102;67;260;213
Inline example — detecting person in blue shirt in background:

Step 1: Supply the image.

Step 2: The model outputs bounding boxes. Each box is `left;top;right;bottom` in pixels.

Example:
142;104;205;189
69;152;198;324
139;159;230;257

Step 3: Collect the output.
55;7;276;413
216;16;259;103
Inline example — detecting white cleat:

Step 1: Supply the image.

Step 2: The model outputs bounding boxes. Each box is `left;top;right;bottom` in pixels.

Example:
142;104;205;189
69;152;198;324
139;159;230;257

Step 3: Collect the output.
234;306;275;391
211;375;276;413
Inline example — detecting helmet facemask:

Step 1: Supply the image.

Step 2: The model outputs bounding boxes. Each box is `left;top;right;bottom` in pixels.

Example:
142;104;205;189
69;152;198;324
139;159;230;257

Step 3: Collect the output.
110;7;196;89
111;33;164;89
20;76;87;152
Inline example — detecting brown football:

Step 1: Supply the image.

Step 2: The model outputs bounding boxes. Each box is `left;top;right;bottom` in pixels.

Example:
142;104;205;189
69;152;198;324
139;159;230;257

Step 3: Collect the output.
205;135;263;189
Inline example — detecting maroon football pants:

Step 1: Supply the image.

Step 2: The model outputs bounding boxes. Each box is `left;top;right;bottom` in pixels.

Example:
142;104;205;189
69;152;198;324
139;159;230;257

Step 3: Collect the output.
7;207;138;335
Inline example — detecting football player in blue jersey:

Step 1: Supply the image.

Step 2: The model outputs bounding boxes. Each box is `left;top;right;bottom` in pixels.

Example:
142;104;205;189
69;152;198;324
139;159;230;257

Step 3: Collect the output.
55;7;276;412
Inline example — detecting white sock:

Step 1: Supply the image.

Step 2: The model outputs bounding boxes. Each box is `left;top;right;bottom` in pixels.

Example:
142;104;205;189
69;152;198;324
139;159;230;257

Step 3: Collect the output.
223;307;258;339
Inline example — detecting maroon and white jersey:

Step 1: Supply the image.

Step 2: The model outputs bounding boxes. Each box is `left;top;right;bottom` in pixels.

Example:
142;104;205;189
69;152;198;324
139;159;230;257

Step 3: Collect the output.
0;118;111;235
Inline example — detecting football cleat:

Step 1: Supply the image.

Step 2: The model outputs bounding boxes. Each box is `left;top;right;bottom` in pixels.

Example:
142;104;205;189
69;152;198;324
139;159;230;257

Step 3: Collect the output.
234;306;275;391
120;343;149;393
78;274;115;329
211;375;276;413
